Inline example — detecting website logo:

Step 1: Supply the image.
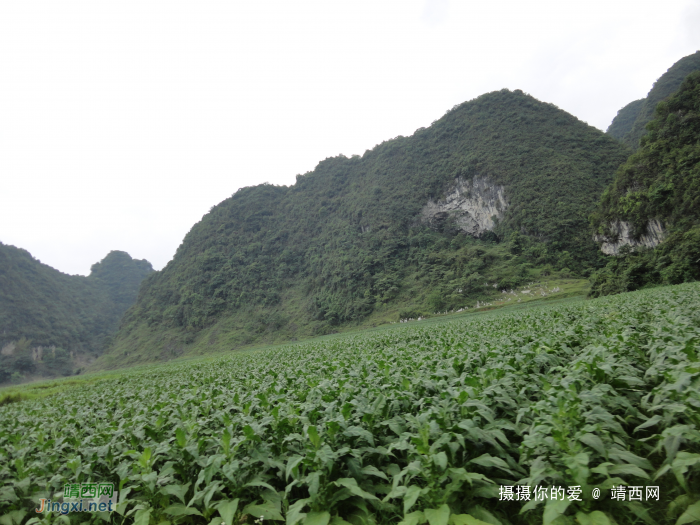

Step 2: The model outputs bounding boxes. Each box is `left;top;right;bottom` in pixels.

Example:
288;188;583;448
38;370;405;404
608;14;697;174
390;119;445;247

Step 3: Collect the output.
36;483;118;515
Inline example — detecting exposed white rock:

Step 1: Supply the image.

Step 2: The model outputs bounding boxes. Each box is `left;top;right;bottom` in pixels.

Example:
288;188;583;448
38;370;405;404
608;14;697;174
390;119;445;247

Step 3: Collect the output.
596;219;666;255
1;342;58;361
420;176;508;236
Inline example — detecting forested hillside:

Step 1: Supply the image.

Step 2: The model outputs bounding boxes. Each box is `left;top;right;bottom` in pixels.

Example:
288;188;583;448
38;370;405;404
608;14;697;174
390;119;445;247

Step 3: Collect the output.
590;71;700;296
607;50;700;149
0;246;152;382
99;89;630;368
605;99;643;140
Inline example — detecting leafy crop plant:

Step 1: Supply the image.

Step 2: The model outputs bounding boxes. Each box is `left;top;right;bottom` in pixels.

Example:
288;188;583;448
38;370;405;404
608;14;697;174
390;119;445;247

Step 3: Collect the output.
1;283;699;524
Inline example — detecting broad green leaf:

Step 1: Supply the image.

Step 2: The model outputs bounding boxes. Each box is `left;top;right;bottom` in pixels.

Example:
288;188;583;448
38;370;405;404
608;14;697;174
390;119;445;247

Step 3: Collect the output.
126;505;148;519
203;481;223;509
242;501;284;521
333;478;379;501
677;500;700;525
623;501;654;525
449;515;492;525
447;469;493;486
303;511;330;525
654;463;671;481
424;504;450;525
607;463;650;479
243;425;258;441
222;428;231;455
286;455;304;481
672;451;700;489
14;511;27;525
398;511;426;525
575;511;612;525
159;483;191;504
216;498;239;525
307;471;321;497
383;485;408;501
673;452;700;468
463;505;503;525
329;487;354;506
139;447;152;468
175;428;187;448
0;510;26;525
0;487;17;504
543;498;570;525
244;479;277;492
404;485;422;514
134;509;151;525
667;494;694;520
329;517;353;525
664;433;683;461
469;454;512;473
579;434;607;458
634;415;663;433
471;484;499;499
343;426;375;446
361;465;389;480
307;426;321;449
164;504;203;516
608;448;653;470
433;452;448;472
286;498;311;525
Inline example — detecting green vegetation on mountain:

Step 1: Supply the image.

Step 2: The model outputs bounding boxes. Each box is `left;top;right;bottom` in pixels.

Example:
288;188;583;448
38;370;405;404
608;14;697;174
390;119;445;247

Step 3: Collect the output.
608;50;700;149
0;245;153;383
605;99;643;140
89;250;155;308
101;89;629;368
590;71;700;297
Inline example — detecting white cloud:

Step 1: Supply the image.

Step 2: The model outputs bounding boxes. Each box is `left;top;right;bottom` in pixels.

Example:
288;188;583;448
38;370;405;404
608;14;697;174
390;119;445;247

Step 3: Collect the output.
422;0;449;25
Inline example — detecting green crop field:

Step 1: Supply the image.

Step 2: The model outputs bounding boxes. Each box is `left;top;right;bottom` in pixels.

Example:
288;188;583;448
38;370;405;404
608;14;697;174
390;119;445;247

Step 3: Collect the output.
1;283;699;525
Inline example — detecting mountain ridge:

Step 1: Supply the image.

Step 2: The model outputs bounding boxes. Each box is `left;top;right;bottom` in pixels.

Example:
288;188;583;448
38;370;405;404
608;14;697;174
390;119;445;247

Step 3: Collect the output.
95;88;630;369
607;50;700;149
0;245;153;382
590;71;700;296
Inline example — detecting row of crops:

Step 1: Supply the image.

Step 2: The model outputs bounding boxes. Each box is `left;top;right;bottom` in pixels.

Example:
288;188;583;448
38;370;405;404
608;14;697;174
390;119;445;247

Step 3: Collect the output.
1;283;699;525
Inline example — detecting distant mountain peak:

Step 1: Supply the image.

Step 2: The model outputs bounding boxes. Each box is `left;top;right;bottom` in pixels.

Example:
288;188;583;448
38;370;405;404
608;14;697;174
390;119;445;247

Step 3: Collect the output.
0;244;153;384
607;50;700;149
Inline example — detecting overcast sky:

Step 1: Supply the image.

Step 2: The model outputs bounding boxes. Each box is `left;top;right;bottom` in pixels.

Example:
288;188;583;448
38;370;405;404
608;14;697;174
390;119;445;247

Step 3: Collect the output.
2;0;699;276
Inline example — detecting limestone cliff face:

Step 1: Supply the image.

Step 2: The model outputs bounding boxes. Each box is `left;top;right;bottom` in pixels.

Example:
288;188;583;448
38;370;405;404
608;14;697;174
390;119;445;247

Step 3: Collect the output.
596;219;666;255
1;342;62;361
420;176;508;236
